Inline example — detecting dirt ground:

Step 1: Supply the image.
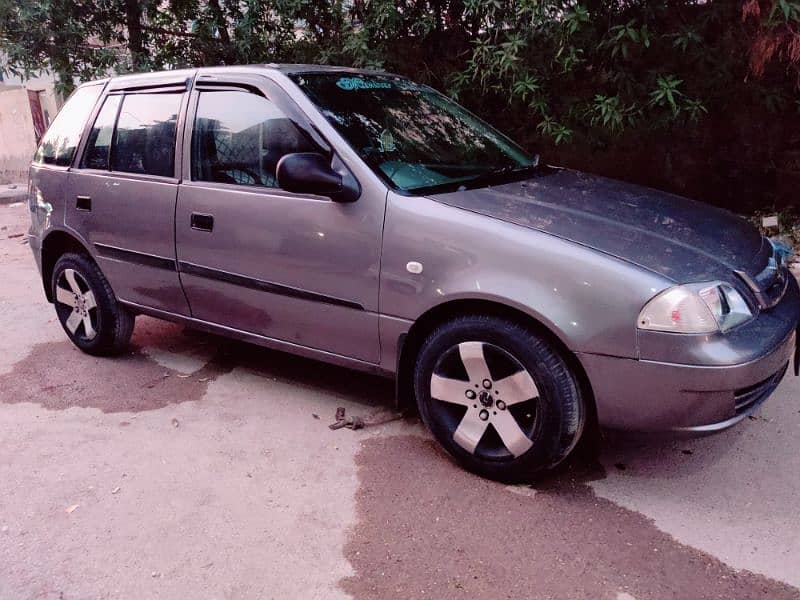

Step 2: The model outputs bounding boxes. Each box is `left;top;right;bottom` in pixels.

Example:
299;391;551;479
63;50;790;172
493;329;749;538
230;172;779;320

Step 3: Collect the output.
1;202;799;599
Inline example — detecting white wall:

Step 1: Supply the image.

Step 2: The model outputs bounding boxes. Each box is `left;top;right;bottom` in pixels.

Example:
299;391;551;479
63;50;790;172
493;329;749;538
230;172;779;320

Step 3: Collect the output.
0;87;38;183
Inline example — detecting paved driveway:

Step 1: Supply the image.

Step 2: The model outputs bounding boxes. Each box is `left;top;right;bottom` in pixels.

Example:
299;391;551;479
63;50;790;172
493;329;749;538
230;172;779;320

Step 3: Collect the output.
1;203;798;599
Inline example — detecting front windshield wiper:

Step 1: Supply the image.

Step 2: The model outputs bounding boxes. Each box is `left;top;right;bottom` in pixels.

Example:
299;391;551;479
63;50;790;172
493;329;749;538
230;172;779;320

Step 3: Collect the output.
458;155;542;188
399;155;548;196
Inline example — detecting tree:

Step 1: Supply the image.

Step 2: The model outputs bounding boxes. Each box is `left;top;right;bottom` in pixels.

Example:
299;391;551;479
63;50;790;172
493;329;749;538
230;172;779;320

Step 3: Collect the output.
0;0;122;93
3;1;800;213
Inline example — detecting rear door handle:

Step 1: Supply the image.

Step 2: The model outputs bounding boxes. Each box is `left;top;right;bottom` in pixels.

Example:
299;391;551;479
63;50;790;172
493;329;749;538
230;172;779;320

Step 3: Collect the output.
190;212;214;232
76;196;91;211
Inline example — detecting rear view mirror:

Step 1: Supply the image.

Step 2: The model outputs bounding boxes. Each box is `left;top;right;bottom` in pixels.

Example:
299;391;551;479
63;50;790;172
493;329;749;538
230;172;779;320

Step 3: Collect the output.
276;152;359;202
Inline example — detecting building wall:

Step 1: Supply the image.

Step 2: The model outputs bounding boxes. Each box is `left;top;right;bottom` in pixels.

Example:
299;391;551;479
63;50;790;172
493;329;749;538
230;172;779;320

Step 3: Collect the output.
0;87;38;184
2;71;62;123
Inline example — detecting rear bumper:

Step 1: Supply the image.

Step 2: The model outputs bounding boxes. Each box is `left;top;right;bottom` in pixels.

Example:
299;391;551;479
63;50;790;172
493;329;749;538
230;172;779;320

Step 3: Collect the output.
28;233;42;274
578;329;793;431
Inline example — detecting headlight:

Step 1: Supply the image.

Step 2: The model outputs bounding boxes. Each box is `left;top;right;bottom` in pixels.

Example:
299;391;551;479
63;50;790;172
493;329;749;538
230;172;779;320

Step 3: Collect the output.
638;282;753;333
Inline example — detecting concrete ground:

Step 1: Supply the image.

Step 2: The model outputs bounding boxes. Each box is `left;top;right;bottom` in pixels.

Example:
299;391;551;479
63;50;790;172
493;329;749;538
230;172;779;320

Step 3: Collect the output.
0;183;26;205
1;202;798;600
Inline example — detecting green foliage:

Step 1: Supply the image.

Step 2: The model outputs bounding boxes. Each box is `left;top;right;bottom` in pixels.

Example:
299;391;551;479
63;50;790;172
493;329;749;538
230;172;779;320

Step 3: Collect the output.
769;0;800;23
0;0;798;149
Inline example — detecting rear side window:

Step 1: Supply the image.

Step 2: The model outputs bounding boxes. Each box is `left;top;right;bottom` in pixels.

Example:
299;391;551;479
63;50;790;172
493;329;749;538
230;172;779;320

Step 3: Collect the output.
34;84;103;167
191;90;317;188
81;95;122;170
112;93;181;178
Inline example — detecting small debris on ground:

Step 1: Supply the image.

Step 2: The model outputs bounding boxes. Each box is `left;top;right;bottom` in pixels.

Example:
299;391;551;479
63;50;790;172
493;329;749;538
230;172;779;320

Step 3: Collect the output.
171;418;180;428
151;571;160;578
504;485;538;498
762;214;779;228
65;504;79;514
748;414;771;423
111;487;120;495
329;407;365;430
7;233;23;239
328;406;405;431
311;413;320;419
681;449;694;455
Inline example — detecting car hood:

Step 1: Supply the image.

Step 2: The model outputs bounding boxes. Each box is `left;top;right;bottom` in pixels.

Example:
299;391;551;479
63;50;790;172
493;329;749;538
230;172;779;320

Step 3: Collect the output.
429;168;768;282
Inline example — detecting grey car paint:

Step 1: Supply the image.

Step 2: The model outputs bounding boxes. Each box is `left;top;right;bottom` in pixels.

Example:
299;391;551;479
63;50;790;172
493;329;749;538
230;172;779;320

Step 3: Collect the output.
431;168;768;282
174;71;386;362
27;64;800;433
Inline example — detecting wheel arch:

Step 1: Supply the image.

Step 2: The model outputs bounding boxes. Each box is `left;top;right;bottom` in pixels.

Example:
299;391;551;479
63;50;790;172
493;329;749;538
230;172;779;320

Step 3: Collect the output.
40;230;93;302
395;298;597;428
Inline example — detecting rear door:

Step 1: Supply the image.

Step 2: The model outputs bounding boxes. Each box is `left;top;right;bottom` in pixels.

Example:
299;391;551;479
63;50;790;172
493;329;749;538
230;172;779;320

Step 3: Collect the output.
175;74;385;362
67;77;192;315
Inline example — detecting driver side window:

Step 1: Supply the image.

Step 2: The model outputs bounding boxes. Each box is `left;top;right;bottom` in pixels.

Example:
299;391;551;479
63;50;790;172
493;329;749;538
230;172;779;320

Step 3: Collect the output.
191;90;318;188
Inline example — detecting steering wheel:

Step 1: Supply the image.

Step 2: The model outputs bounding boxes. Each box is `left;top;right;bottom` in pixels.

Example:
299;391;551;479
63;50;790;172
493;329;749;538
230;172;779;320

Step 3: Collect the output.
211;162;261;185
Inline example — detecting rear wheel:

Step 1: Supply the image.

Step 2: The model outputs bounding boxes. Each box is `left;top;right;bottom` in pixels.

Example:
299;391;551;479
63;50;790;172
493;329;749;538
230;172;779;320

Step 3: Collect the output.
52;253;134;356
414;315;585;482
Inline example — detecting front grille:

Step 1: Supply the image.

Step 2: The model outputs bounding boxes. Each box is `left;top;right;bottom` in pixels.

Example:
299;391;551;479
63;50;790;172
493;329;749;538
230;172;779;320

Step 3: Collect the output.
735;240;790;310
756;262;789;308
734;362;788;415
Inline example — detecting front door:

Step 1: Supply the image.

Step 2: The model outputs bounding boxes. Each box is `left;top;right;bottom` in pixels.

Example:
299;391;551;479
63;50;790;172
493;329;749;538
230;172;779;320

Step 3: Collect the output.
67;88;190;315
175;81;384;362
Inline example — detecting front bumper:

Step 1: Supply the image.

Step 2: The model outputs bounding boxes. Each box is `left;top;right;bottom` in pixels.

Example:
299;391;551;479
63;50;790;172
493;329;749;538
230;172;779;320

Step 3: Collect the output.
579;277;799;432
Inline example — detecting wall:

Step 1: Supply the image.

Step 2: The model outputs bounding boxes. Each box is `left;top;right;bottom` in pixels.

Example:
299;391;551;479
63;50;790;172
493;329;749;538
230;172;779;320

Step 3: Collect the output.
1;71;62;124
0;87;38;184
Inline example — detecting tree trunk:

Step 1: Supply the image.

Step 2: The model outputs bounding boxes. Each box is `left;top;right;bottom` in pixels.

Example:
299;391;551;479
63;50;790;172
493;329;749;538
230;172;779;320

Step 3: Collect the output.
125;0;145;71
208;0;232;62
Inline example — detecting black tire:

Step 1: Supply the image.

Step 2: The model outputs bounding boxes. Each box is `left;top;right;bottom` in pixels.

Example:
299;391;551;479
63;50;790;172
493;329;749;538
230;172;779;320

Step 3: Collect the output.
414;315;585;482
51;253;135;356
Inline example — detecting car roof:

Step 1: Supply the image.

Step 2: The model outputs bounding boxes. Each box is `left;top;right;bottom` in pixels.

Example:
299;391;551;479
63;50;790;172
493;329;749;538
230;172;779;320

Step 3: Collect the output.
80;64;392;89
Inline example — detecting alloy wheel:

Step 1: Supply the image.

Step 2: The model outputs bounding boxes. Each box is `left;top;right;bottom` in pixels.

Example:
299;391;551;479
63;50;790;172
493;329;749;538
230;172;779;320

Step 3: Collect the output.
55;268;98;341
429;341;540;460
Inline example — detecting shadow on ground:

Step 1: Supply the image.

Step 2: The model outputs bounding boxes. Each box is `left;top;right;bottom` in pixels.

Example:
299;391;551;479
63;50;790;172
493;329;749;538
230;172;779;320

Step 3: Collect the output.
0;317;393;413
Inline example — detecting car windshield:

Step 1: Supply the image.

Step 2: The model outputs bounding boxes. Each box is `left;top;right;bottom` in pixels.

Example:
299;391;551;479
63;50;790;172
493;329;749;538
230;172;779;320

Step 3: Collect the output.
290;72;538;194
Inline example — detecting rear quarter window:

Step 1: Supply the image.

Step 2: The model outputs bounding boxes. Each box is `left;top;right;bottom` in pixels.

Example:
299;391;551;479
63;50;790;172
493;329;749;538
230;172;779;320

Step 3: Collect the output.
34;84;104;167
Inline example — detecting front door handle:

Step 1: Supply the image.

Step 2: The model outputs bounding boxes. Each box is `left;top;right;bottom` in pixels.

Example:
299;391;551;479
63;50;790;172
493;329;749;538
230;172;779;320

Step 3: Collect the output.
191;213;214;232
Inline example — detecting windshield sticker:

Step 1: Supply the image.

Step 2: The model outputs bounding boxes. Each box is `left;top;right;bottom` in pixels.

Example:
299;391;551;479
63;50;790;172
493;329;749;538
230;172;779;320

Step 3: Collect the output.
378;129;396;153
336;77;392;91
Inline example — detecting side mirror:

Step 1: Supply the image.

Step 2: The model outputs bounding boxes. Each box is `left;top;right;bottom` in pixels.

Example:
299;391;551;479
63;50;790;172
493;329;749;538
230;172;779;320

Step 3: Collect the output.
276;152;359;202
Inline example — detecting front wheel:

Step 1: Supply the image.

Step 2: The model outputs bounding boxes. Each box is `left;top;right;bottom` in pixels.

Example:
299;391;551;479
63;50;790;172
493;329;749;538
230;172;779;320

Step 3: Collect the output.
414;315;585;482
52;253;135;356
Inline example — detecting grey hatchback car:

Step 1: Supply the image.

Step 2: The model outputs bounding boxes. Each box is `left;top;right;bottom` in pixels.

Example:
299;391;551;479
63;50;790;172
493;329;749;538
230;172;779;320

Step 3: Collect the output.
28;64;799;481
